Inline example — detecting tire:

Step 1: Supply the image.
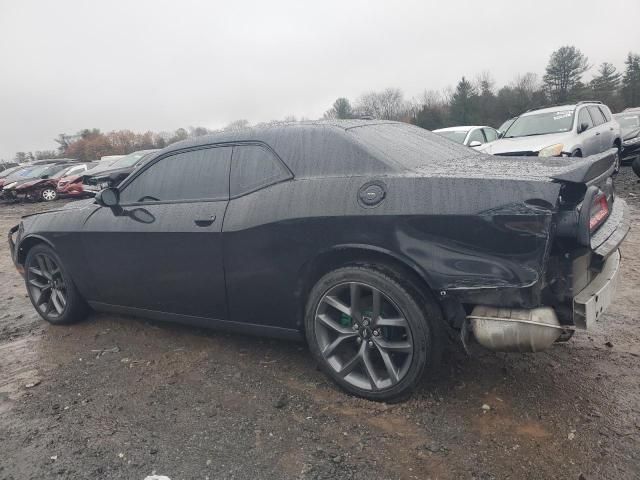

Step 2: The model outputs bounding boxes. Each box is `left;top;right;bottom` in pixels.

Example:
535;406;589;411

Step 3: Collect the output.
25;244;89;325
41;188;57;202
304;265;442;402
570;149;582;157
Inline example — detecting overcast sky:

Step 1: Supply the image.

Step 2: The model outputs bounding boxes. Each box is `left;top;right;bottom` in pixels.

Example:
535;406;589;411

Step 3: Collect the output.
0;0;638;160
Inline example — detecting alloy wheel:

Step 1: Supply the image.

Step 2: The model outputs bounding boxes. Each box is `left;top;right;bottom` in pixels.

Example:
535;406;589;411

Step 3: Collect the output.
314;282;414;391
42;189;57;201
26;252;67;319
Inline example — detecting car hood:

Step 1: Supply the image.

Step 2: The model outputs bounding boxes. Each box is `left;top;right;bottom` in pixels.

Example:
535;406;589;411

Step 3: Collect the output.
622;127;640;141
479;132;573;155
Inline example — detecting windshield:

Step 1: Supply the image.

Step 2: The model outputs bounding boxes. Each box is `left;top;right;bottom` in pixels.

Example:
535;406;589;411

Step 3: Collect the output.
504;110;574;138
5;166;42;181
499;118;515;134
614;113;640;130
435;130;468;144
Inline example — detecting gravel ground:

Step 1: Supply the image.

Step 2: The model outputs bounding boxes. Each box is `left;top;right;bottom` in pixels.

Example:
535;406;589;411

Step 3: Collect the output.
1;168;639;480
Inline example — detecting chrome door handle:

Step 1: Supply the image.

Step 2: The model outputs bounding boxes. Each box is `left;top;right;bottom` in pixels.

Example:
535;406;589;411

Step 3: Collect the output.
194;215;216;227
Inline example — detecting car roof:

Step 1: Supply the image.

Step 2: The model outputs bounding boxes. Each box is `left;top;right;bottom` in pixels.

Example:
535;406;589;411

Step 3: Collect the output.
157;120;479;178
433;126;489;132
521;105;576;116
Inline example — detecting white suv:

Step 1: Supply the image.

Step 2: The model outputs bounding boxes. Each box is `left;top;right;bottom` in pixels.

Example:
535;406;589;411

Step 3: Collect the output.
480;102;622;163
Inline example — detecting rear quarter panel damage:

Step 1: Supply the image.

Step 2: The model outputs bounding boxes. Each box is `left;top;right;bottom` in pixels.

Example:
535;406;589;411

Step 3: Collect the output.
222;175;560;328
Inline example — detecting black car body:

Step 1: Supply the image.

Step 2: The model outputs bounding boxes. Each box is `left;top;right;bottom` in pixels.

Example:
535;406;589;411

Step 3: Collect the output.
614;111;640;163
8;121;629;400
83;150;159;194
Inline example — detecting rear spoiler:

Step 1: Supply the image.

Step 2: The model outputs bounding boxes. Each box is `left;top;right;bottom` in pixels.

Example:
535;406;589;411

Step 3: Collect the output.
551;148;617;186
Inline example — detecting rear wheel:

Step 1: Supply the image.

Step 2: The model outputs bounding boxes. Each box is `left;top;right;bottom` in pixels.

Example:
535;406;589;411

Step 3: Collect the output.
41;188;57;202
570;149;582;157
25;244;89;325
305;266;442;402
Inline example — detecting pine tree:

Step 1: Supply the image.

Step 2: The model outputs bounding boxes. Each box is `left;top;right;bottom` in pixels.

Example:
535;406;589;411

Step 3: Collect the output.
621;52;640;108
543;46;589;103
449;77;479;124
590;62;621;108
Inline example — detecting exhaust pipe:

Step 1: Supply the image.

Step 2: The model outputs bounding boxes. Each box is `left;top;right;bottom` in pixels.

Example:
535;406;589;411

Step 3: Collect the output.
467;306;564;352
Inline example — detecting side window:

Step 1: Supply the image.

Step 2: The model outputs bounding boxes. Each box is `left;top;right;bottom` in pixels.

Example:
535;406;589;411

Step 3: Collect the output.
230;145;290;197
120;147;231;204
578;108;594;131
599;106;612;122
588;106;606;126
483;128;498;142
467;129;486;144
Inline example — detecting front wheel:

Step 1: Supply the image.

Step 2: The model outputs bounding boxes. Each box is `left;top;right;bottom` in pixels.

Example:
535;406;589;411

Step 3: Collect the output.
25;244;89;325
304;266;442;402
41;188;58;202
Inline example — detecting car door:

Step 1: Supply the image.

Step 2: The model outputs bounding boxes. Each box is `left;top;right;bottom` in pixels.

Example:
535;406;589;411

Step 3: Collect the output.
81;145;232;320
588;106;609;153
576;107;599;156
596;105;615;150
222;144;294;327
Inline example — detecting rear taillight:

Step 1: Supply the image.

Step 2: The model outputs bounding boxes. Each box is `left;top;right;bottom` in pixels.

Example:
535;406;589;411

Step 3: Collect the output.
589;193;609;232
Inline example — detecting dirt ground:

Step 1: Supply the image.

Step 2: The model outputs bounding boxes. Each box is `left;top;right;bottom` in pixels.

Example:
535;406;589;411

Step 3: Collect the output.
1;168;639;480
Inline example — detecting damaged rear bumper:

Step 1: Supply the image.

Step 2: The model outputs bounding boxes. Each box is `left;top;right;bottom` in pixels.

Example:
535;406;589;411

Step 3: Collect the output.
573;249;620;329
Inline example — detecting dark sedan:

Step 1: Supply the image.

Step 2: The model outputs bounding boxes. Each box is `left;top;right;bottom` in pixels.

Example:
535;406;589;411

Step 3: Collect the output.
8;121;628;401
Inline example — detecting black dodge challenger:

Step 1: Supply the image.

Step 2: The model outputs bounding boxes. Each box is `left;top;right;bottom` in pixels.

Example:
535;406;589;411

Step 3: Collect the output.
9;121;629;401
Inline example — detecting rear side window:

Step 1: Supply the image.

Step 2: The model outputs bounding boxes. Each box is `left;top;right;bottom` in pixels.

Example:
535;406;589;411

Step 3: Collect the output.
588;106;606;125
483;128;498;142
120;147;232;203
230;145;290;197
467;129;485;144
578;108;594;130
599;106;612;122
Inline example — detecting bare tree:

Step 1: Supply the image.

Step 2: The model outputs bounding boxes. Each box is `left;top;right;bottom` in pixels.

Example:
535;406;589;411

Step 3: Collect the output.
355;88;408;120
224;119;251;131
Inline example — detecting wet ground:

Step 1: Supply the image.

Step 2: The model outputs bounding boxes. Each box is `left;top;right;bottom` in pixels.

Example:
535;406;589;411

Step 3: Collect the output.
1;168;639;480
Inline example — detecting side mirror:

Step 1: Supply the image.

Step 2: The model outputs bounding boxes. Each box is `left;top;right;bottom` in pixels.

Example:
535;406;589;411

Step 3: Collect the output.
40;174;49;179
578;122;589;134
468;140;483;147
95;187;120;207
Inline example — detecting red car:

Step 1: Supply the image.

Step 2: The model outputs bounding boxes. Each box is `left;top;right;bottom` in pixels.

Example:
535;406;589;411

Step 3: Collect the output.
16;163;92;201
56;173;86;197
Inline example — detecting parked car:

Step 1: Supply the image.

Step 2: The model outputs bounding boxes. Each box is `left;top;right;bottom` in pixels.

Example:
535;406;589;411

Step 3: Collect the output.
481;102;622;166
9;121;628;401
99;155;125;164
56;162;98;198
0;161;63;196
83;149;159;193
432;125;499;148
15;163;93;201
2;162;75;201
613;110;640;164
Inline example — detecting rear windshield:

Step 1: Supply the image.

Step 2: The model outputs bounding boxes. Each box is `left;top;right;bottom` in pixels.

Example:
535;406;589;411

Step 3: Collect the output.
349;123;478;170
504;110;574;138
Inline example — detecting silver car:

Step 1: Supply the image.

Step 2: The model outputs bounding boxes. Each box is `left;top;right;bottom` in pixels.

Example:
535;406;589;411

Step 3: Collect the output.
480;101;622;165
432;125;499;148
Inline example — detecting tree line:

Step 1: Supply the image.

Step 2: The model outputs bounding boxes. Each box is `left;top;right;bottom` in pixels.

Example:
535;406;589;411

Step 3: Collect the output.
324;46;640;131
10;45;640;163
